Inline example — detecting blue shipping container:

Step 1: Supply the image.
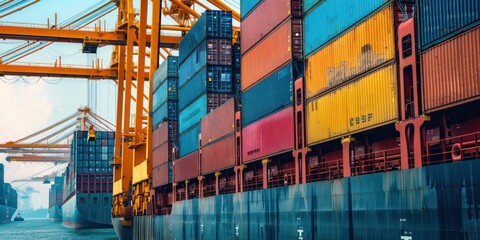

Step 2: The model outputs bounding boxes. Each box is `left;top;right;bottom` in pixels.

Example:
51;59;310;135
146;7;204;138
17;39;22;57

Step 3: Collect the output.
179;94;207;133
153;77;178;112
304;0;320;14
304;0;390;56
153;56;179;91
418;0;480;50
179;42;207;87
179;10;232;64
153;100;179;126
242;63;293;126
179;66;233;110
240;0;261;20
179;124;200;157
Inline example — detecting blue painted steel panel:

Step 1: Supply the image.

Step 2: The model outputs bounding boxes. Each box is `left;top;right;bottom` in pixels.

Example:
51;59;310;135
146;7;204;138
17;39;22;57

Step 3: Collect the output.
179;42;206;87
153;100;178;126
179;124;200;157
240;0;261;20
179;95;207;133
304;0;390;56
153;56;178;91
242;64;293;126
153;77;178;112
418;0;480;50
304;0;320;14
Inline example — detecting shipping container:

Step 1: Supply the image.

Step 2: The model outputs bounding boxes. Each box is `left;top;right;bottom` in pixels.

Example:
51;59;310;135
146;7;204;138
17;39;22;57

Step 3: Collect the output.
201;99;235;145
241;0;301;54
306;64;398;145
241;19;302;91
240;0;261;20
304;0;391;56
305;5;395;99
153;78;178;112
242;63;293;126
232;43;241;95
421;26;480;112
153;56;179;91
180;93;233;133
179;10;232;63
153;143;171;168
153;100;178;126
152;162;172;188
242;107;294;163
153;121;178;149
418;0;480;50
179;66;233;110
174;151;199;182
201;134;235;174
179;124;200;157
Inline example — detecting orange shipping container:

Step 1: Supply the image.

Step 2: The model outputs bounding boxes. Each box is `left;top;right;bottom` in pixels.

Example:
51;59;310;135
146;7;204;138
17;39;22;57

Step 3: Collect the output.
201;99;235;146
241;19;302;91
421;26;480;112
201;135;235;174
174;151;199;182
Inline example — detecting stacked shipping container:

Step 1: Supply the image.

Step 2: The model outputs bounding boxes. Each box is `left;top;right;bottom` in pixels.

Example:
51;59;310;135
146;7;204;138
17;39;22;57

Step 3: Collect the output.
177;10;234;182
48;176;64;220
240;0;302;163
152;56;180;188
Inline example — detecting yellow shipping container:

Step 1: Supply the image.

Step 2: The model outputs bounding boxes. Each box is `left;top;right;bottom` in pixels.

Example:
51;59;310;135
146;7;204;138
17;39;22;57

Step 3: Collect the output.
305;5;395;99
306;64;398;145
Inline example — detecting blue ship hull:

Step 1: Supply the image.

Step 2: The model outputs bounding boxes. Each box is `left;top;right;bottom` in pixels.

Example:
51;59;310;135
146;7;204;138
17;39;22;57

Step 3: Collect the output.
0;205;16;224
62;193;112;228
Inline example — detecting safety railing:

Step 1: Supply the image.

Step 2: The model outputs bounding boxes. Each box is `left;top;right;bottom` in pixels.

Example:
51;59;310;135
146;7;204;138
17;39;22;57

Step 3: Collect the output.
243;174;263;192
267;168;295;188
351;147;401;176
424;131;480;166
203;184;216;198
306;158;343;183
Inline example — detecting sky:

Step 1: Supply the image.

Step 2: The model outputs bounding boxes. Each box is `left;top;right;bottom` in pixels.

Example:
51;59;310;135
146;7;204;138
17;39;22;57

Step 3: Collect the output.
0;0;240;211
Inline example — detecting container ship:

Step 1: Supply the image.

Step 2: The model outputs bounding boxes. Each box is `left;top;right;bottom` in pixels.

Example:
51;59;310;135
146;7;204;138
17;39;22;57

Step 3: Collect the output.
113;1;480;239
62;130;114;228
48;176;64;221
0;164;18;223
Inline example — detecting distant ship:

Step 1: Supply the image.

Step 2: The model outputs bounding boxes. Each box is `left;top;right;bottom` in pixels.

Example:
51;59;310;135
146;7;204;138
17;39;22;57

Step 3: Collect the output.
48;176;64;221
61;130;114;228
0;164;18;223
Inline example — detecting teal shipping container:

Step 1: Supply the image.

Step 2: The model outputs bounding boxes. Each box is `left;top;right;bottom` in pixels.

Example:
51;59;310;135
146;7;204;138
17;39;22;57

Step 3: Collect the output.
241;63;293;127
304;0;390;56
179;43;206;87
179;95;207;133
418;0;480;50
179;124;200;157
153;101;178;127
153;78;178;112
153;56;178;91
240;0;261;20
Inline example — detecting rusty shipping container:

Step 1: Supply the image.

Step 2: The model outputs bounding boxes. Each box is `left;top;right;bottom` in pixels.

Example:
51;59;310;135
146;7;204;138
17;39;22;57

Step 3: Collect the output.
201;134;235;175
241;19;302;91
174;151;199;182
201;99;235;146
242;107;294;163
306;64;398;145
241;0;301;54
421;26;480;112
153;143;170;168
152;162;172;188
305;5;395;99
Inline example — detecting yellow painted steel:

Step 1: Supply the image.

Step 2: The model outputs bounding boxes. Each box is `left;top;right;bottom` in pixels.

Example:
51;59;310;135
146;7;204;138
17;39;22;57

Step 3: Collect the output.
306;64;398;145
113;179;123;196
132;160;149;184
305;5;395;99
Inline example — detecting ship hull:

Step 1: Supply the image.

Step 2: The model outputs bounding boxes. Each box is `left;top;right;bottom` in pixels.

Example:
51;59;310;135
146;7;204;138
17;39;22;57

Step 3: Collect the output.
114;159;480;240
0;205;16;224
48;205;62;221
62;193;112;228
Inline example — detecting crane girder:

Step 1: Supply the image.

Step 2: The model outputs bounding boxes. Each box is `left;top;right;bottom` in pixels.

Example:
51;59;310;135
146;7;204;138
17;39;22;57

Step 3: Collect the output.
0;143;70;149
0;63;118;79
6;155;70;163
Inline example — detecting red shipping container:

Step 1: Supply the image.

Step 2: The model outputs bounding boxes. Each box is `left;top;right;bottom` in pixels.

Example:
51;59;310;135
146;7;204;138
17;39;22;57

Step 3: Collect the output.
242;106;294;163
241;20;293;91
153;122;168;149
201;99;235;146
152;143;170;168
174;151;199;182
421;26;480;112
152;162;171;188
201;134;235;174
241;0;295;54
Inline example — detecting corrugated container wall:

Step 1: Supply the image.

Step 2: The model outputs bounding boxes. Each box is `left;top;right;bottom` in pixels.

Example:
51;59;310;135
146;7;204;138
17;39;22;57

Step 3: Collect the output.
241;0;301;54
152;162;172;188
153;101;178;126
152;121;178;168
179;10;232;63
306;65;398;145
153;78;178;111
421;26;480;112
201;99;235;145
304;0;391;56
242;64;293;126
242;107;294;163
240;0;261;19
232;43;241;95
201;135;236;174
305;5;395;99
241;19;302;91
153;56;179;91
174;151;199;182
179;124;200;157
180;93;233;133
418;0;480;50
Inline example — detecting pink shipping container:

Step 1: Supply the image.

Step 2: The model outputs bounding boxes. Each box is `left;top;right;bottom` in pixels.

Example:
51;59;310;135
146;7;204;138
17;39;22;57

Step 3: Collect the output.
241;19;302;91
241;0;301;54
201;99;235;146
174;151;199;182
242;107;294;163
152;143;170;168
201;135;235;174
152;162;171;188
421;26;480;112
152;123;167;149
